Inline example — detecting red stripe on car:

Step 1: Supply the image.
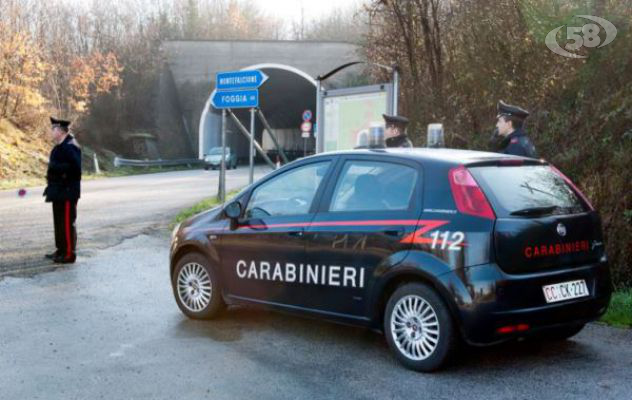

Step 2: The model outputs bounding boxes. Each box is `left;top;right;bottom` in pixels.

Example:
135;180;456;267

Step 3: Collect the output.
400;220;450;245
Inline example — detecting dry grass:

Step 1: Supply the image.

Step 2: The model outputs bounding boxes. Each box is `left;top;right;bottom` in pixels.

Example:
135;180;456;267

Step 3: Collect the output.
0;119;49;185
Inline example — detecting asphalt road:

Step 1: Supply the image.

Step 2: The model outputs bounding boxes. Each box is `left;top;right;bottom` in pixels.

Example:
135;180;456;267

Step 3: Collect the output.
1;233;631;400
0;166;270;275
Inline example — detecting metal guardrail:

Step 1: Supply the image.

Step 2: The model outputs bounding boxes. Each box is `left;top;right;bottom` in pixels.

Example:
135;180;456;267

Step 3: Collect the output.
113;157;202;168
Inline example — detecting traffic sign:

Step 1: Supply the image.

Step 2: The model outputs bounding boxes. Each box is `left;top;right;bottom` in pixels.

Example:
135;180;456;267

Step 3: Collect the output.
302;110;312;122
211;89;259;109
301;121;312;132
216;70;268;90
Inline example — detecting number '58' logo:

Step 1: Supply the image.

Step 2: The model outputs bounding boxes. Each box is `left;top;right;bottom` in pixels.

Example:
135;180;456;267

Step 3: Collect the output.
545;15;617;59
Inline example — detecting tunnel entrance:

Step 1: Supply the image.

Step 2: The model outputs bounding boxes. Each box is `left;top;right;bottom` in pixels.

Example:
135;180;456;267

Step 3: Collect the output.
199;64;317;163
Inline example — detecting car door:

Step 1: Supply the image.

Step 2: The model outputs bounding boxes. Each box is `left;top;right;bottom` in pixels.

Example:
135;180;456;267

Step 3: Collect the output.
303;156;424;317
220;159;334;305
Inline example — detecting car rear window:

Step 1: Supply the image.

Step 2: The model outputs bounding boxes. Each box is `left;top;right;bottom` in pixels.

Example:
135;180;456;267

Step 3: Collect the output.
468;165;587;217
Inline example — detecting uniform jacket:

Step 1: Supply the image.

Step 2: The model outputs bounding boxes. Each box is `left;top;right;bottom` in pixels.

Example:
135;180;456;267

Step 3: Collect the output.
385;134;413;148
497;128;538;158
44;134;82;202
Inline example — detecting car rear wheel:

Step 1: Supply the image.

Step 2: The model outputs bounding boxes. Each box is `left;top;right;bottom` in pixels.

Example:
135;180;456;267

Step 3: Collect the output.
384;283;457;372
172;253;225;319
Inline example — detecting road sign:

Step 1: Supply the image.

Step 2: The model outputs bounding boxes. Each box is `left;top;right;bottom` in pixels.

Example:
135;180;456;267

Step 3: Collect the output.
216;70;268;90
211;89;259;109
301;121;312;132
302;110;313;122
301;131;310;138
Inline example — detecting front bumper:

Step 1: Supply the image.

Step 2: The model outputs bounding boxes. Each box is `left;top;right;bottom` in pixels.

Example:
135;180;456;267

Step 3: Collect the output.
438;260;612;345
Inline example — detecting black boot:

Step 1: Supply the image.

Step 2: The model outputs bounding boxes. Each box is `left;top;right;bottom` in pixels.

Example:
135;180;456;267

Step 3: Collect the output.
53;254;76;264
45;251;59;260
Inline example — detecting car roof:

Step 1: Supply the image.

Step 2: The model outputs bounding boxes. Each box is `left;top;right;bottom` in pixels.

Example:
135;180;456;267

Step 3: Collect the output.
307;147;541;166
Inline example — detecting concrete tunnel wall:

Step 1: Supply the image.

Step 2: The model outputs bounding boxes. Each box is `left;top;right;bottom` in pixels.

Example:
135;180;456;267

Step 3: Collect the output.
158;40;362;160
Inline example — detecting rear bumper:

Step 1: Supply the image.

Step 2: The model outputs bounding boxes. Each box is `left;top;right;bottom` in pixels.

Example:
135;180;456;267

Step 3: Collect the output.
438;260;612;345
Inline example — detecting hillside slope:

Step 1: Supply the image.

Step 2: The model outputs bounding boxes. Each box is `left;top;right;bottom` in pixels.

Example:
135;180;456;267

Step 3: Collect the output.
0;119;49;186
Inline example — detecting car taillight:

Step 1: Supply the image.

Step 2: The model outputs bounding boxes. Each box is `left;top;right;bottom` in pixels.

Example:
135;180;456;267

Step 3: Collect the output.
497;324;530;334
449;166;495;220
549;165;595;211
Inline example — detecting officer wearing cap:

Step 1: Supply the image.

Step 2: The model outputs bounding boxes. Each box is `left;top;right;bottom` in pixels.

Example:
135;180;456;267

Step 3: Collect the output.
383;114;413;148
44;117;82;264
491;100;538;158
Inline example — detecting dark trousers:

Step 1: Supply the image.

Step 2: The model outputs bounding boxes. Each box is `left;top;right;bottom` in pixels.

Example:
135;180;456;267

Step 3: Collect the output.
52;199;77;259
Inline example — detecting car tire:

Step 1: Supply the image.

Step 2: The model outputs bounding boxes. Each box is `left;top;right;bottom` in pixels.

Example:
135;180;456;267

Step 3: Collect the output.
204;165;209;171
384;283;457;372
172;252;225;320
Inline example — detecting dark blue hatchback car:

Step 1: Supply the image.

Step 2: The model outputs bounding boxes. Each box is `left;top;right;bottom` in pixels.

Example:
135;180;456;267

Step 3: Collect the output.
170;148;612;371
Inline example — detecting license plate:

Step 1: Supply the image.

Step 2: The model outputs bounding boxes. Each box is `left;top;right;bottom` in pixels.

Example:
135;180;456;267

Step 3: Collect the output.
542;280;589;303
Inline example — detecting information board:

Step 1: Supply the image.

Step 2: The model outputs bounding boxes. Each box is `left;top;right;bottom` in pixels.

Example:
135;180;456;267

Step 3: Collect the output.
322;86;390;152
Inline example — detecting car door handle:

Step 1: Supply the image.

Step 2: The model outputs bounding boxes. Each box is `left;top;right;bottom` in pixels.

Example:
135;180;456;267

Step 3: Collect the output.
382;228;405;238
288;231;304;237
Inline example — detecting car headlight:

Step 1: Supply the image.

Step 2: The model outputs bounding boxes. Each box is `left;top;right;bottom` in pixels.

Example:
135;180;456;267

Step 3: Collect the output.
171;223;181;240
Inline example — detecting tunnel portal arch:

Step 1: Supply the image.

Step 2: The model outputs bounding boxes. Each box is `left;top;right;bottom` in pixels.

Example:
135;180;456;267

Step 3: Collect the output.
199;63;317;161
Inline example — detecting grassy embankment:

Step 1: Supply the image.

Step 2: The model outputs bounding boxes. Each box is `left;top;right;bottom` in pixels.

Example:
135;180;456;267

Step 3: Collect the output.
171;190;240;229
600;289;632;328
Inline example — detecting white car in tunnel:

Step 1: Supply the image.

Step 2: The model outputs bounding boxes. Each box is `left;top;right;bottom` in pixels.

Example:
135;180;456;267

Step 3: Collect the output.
203;147;238;170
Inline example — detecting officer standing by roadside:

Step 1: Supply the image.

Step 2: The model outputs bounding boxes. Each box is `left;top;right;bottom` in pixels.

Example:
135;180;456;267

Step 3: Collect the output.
491;100;538;158
383;114;413;148
44;117;82;264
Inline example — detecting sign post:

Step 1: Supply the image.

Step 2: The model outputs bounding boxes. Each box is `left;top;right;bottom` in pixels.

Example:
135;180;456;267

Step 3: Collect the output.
249;108;255;184
218;109;227;203
301;110;313;157
301;121;312;157
211;69;267;200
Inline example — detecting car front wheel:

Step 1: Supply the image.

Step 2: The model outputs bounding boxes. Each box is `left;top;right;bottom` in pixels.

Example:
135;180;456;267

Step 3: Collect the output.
384;283;457;372
172;253;225;319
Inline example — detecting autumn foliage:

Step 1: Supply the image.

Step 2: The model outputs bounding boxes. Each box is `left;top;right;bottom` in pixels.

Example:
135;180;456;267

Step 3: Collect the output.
68;52;122;113
0;29;50;122
0;7;122;126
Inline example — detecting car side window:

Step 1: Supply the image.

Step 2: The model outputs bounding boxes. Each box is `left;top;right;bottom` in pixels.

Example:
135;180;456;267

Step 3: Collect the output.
246;161;331;218
330;160;418;212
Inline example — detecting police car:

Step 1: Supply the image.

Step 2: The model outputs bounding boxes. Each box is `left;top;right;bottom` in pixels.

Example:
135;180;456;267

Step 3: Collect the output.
169;148;612;371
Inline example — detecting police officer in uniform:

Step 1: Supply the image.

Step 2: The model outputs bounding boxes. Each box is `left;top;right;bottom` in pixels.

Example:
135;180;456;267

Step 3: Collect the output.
44;117;82;264
491;100;538;158
383;114;413;148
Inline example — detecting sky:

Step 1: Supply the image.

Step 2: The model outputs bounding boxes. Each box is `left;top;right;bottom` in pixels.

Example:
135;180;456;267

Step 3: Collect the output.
254;0;365;23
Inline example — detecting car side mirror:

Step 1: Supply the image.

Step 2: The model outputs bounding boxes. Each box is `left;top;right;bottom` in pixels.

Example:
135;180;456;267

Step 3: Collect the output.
224;201;242;220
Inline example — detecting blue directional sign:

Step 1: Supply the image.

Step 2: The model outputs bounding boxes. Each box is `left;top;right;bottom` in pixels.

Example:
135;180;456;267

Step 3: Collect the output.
211;89;259;109
216;70;268;90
